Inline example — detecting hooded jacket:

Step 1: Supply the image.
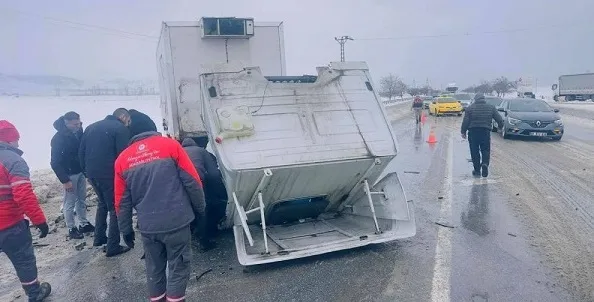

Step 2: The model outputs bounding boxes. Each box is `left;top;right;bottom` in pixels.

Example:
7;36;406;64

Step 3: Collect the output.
0;142;47;230
128;109;157;137
461;94;504;133
79;115;130;179
182;138;228;202
50;116;83;183
114;132;206;235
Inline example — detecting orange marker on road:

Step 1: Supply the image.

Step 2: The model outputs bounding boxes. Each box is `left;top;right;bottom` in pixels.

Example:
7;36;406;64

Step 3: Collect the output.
427;126;437;144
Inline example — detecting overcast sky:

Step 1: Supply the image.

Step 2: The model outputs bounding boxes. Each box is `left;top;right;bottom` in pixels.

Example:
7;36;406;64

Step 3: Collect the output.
0;0;593;88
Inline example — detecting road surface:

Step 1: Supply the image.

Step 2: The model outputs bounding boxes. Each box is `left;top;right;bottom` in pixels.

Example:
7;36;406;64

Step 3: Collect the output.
1;103;593;302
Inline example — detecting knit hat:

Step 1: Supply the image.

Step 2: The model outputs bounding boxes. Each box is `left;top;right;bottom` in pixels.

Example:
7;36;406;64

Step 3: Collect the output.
0;120;20;143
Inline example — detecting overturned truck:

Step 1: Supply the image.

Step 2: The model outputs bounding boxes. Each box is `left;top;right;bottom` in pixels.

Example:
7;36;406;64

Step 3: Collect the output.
157;18;416;266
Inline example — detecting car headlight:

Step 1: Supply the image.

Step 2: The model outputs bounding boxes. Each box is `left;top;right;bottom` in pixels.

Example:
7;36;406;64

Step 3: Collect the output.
554;119;563;126
507;117;522;125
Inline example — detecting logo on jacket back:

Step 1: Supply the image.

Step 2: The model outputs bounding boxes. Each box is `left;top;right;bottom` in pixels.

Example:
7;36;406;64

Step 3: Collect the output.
138;144;146;152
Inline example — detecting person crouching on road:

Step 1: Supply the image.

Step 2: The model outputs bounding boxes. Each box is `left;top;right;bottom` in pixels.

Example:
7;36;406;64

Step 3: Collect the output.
181;137;226;250
79;108;132;257
0;120;52;302
50;112;94;240
115;127;206;302
460;93;504;177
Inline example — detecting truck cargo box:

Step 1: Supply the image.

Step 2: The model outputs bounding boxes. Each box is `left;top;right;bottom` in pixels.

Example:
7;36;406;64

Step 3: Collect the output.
199;61;416;265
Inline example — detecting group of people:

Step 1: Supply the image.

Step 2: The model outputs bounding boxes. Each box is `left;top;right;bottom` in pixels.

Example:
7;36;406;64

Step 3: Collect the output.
1;108;227;302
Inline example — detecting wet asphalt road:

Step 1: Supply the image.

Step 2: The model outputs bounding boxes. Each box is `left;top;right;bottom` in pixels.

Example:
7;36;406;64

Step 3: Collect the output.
3;104;594;302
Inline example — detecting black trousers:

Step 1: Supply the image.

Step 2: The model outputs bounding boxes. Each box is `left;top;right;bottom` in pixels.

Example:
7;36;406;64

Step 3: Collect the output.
468;128;491;172
88;177;121;253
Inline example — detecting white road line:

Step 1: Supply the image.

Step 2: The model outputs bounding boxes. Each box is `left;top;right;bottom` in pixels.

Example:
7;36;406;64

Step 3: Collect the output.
430;134;454;302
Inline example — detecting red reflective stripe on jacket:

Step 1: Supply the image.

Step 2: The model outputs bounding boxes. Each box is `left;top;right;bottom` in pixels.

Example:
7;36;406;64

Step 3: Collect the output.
0;152;46;230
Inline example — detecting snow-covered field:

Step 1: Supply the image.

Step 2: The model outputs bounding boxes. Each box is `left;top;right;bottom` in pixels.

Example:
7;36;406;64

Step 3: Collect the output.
0;95;162;170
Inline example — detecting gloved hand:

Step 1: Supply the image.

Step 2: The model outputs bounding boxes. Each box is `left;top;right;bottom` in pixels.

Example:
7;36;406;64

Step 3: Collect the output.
37;223;49;238
123;232;135;249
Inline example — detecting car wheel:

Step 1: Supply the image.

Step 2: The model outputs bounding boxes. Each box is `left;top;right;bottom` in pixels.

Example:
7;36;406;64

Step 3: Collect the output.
457;113;462;116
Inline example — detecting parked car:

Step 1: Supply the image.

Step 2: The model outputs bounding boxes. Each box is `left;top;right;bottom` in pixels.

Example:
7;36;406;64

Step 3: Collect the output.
453;93;474;111
429;96;463;116
492;98;564;140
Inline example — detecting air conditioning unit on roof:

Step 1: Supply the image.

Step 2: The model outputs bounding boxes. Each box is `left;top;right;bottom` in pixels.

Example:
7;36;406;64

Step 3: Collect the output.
200;17;255;39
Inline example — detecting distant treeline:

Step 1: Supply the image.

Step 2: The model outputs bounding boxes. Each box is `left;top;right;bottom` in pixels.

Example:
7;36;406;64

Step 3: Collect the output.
55;86;159;96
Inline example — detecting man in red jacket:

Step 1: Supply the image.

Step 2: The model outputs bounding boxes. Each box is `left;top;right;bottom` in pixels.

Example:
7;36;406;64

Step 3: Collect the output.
115;128;206;302
0;120;52;302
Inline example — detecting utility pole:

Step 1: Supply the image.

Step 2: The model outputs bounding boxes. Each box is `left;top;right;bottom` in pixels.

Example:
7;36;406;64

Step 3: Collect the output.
335;36;354;62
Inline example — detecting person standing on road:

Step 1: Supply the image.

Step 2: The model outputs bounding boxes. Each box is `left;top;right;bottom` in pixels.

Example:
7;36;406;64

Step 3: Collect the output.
0;120;52;302
79;108;132;257
114;125;206;302
50;112;94;240
128;109;157;137
412;96;424;124
460;93;504;177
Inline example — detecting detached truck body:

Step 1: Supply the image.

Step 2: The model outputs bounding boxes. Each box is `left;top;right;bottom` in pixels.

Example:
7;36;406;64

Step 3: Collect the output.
156;17;416;266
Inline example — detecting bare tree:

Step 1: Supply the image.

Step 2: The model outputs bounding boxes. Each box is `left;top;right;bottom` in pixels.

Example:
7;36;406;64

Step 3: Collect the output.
408;87;422;96
474;81;493;95
379;74;400;101
492;76;516;97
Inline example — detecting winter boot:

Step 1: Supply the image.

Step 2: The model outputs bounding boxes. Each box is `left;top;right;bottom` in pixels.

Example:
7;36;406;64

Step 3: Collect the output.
79;223;95;234
481;164;489;178
472;170;480;177
25;282;51;302
68;227;84;240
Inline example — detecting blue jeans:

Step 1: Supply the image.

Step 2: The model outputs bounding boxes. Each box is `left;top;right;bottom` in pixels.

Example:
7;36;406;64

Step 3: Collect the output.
63;173;89;229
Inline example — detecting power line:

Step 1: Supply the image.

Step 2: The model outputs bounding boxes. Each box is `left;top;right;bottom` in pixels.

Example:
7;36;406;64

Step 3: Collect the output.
355;22;591;41
0;7;159;42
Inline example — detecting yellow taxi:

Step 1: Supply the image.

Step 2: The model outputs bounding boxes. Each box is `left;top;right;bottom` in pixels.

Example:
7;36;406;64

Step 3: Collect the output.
429;96;463;116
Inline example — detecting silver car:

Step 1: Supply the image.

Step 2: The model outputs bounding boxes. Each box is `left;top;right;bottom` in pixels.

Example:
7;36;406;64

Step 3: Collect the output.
492;98;564;140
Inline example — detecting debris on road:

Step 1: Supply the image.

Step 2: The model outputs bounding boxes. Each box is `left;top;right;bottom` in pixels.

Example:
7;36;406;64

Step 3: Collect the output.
74;242;86;251
195;268;213;281
437;196;444;200
403;170;419;174
435;221;455;228
508;232;518;237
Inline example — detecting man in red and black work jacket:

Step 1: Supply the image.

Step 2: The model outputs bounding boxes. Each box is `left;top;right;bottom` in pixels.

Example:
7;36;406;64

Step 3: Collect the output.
114;127;206;302
0;120;52;302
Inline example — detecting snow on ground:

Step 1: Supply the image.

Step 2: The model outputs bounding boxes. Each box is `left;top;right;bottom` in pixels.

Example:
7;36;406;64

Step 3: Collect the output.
0;95;162;170
556;102;594;112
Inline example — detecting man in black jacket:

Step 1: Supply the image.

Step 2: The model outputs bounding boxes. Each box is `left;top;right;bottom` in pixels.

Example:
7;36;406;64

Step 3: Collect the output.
50;112;94;240
79;108;131;257
460;93;504;177
181;137;227;247
128;109;157;137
